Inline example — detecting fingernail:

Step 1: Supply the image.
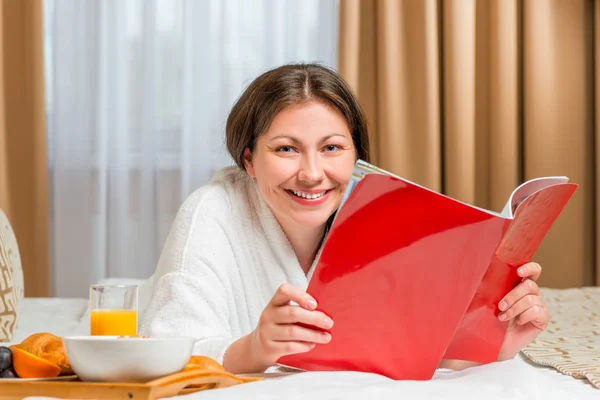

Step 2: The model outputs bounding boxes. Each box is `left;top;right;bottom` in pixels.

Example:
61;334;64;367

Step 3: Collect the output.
307;299;317;309
309;343;316;348
323;332;331;342
499;301;508;311
518;267;526;276
498;313;507;321
324;318;334;328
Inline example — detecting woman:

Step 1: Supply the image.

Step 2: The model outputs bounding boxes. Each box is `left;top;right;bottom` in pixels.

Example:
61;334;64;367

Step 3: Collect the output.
140;63;548;374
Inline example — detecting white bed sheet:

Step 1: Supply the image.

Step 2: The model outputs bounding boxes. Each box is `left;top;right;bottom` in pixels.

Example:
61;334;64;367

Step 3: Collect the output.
177;360;597;400
9;297;599;400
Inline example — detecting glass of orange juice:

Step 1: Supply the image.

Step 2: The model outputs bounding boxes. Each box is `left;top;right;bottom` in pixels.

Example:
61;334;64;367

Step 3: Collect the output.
90;284;138;336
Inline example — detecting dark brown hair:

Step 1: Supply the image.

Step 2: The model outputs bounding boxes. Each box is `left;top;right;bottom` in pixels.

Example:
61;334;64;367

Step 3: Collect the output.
225;63;371;169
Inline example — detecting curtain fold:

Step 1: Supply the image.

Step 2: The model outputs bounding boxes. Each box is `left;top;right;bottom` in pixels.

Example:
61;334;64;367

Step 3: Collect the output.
523;0;595;289
338;0;597;288
380;0;442;193
488;0;520;213
0;0;49;297
596;0;600;287
0;2;7;220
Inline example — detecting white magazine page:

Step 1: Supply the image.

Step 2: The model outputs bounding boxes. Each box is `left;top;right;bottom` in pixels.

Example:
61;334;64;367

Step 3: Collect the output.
500;177;569;218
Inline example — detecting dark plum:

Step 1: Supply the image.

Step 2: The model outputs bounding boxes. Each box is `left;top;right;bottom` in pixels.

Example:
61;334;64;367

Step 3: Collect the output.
0;346;12;372
0;367;16;378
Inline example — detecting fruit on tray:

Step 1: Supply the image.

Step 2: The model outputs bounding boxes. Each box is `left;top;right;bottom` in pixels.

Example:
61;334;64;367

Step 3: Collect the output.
0;346;17;378
183;355;225;373
11;332;72;375
0;367;17;378
11;347;61;379
0;346;11;371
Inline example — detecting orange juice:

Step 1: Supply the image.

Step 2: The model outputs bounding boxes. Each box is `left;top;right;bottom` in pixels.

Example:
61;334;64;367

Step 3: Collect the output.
90;309;138;336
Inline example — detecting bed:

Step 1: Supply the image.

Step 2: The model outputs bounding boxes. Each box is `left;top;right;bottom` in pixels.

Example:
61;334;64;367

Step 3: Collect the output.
4;277;599;400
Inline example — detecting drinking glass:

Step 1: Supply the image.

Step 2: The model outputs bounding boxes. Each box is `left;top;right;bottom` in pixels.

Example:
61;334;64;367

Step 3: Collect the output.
89;284;138;336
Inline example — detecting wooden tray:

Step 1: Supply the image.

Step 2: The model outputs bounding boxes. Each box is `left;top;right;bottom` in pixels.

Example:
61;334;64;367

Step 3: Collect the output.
0;369;265;400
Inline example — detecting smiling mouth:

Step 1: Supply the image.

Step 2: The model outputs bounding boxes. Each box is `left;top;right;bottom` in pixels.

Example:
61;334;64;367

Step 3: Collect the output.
287;189;331;200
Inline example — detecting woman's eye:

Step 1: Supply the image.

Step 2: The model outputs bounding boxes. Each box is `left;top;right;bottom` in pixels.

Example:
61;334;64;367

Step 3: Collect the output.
276;146;295;153
324;145;341;152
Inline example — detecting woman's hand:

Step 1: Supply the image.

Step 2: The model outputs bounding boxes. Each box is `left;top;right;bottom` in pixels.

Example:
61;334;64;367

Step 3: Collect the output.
224;283;333;373
250;283;333;370
497;262;549;361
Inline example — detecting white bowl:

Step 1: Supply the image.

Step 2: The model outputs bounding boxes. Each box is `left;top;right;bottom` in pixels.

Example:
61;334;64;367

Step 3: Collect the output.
62;336;195;382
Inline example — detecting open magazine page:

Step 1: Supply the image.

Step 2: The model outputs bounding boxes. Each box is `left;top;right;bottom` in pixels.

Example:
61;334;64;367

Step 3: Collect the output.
500;177;569;218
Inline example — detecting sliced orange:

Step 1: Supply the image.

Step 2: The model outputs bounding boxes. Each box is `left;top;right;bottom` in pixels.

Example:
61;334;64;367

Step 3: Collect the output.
183;355;225;373
11;347;61;379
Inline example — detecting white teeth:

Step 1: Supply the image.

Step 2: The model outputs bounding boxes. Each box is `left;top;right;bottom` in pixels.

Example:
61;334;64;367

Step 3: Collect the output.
291;190;327;199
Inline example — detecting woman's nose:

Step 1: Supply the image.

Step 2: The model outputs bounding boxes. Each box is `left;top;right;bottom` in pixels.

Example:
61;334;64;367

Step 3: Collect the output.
298;156;325;183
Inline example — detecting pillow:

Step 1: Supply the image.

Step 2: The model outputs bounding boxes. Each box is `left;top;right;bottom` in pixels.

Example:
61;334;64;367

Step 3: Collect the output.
0;208;24;342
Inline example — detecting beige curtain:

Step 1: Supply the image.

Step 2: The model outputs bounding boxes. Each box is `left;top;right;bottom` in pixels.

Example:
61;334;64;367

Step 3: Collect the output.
339;0;597;288
0;0;49;297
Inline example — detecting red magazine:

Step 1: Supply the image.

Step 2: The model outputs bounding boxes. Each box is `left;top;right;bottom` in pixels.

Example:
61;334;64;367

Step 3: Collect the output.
277;160;578;380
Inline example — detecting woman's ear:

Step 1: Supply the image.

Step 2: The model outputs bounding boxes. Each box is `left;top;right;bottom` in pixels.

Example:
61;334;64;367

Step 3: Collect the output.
243;148;256;178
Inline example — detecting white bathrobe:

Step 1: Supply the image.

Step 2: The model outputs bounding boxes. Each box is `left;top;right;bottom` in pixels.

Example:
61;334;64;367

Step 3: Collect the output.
139;166;319;365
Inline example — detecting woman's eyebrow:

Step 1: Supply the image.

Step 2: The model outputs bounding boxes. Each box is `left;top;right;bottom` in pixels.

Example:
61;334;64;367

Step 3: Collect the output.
319;133;347;143
269;134;301;144
269;133;347;144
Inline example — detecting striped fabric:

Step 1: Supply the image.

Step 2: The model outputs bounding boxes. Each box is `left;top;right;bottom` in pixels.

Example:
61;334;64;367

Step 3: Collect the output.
521;287;600;389
0;209;23;342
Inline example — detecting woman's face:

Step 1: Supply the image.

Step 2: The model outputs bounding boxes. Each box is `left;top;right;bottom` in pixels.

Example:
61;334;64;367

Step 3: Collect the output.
244;101;356;231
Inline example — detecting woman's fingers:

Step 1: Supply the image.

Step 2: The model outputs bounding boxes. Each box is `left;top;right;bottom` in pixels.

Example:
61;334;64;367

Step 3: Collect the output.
270;283;317;310
274;305;334;330
498;278;540;312
273;341;316;356
512;303;549;328
498;294;544;322
270;323;332;344
516;262;542;281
